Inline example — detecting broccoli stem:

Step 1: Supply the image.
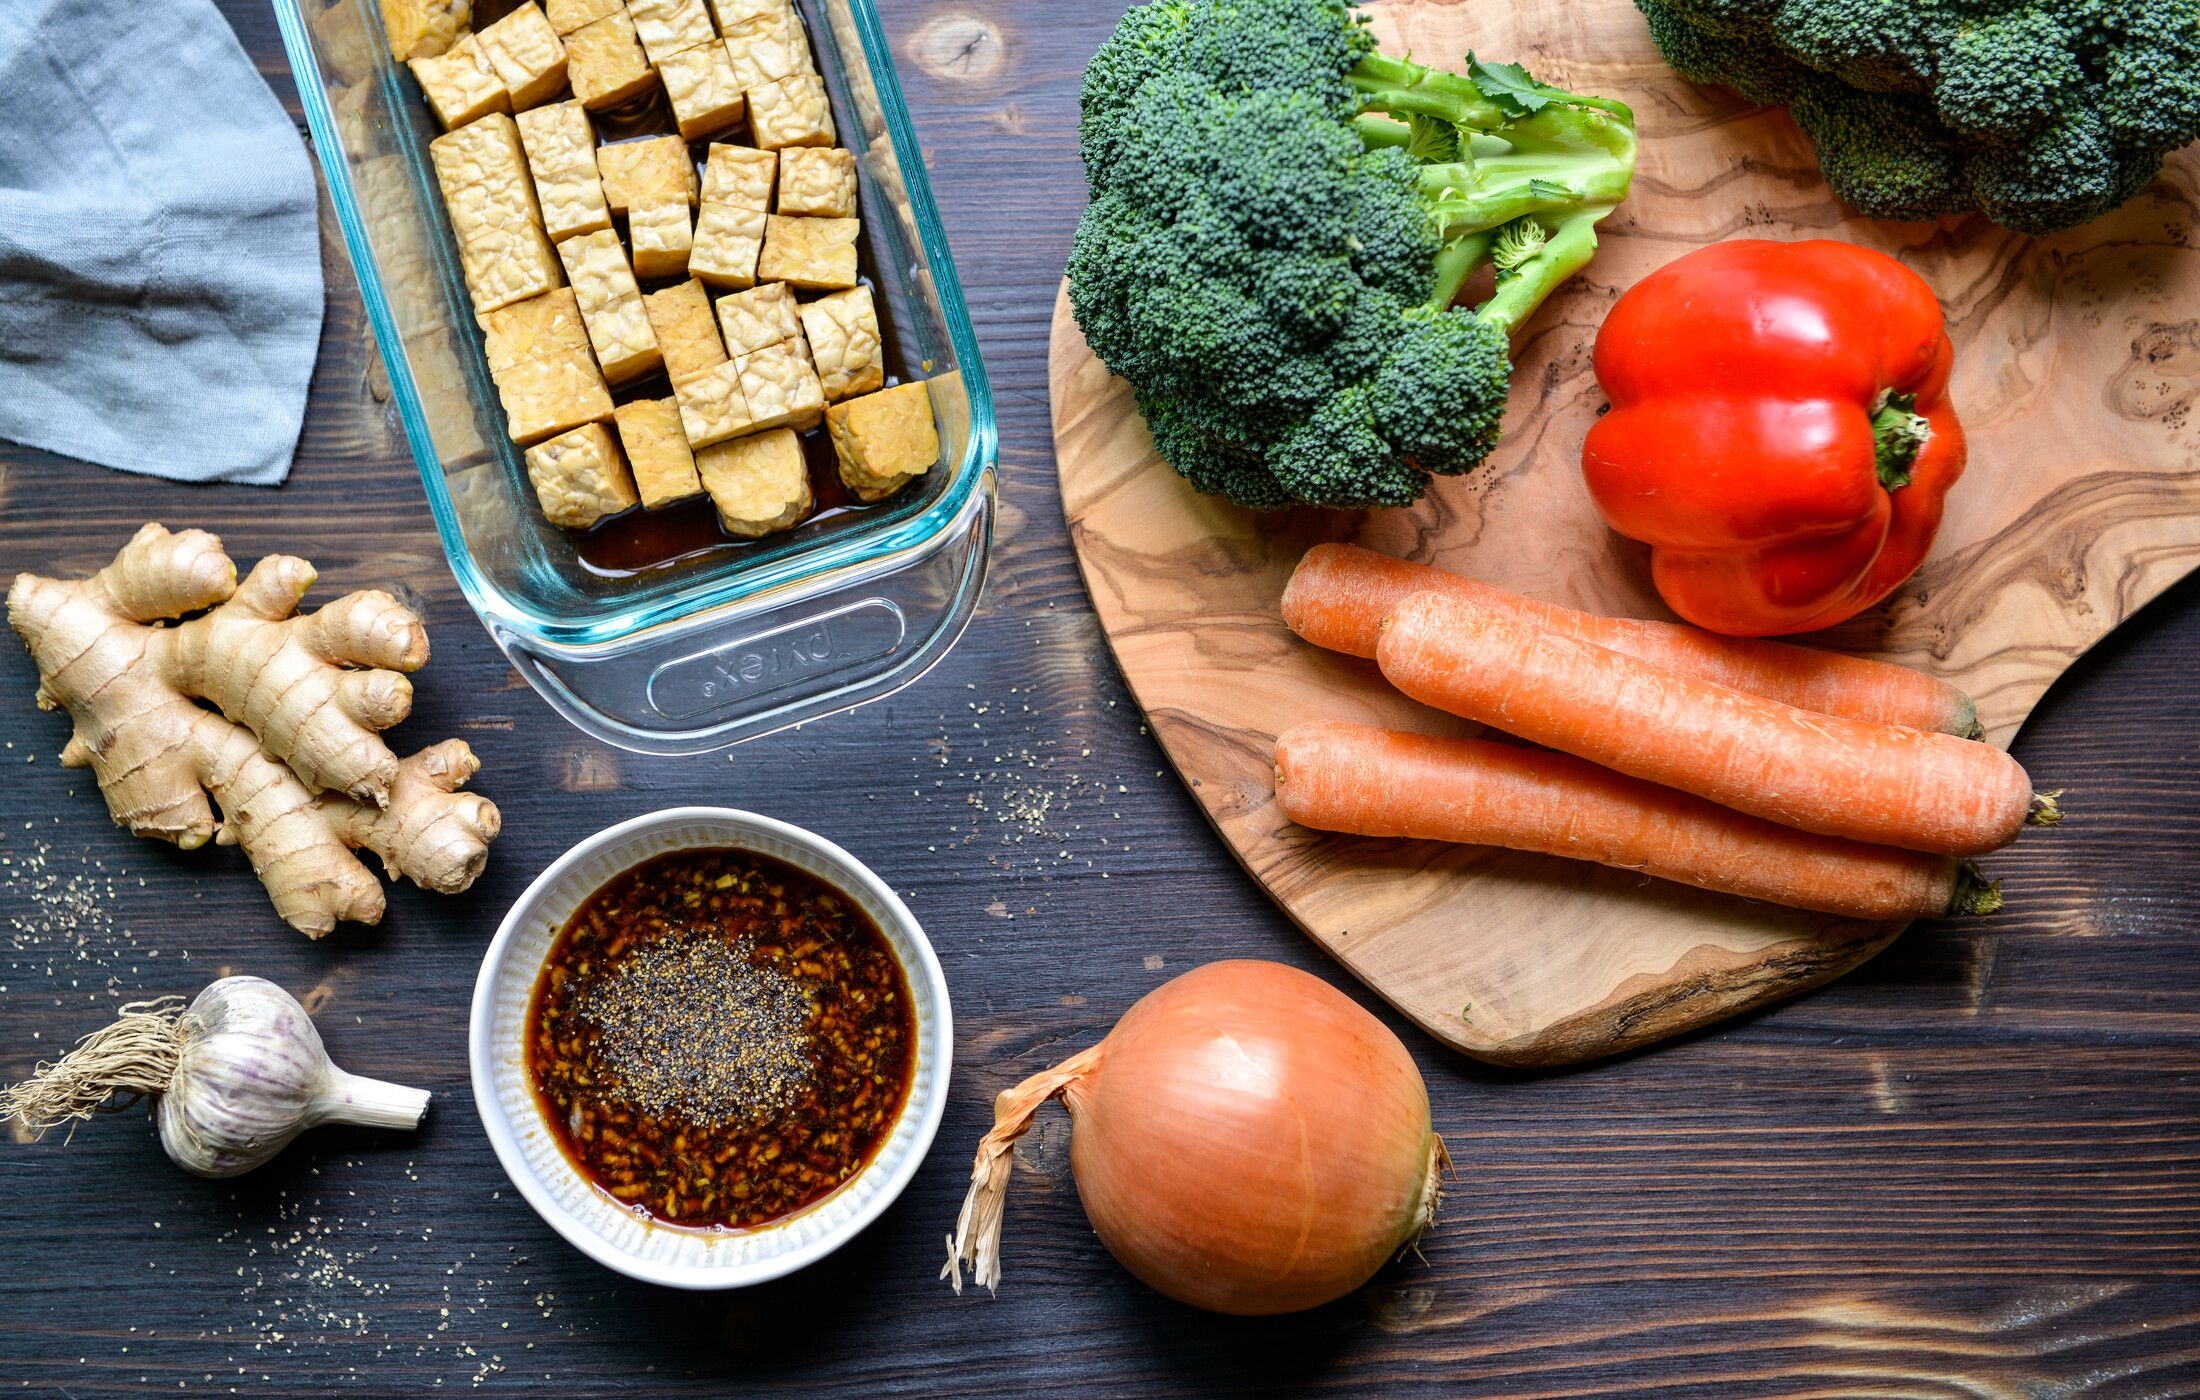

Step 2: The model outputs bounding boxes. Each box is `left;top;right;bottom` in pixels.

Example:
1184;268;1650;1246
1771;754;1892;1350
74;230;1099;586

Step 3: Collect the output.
1350;49;1637;332
1475;209;1605;335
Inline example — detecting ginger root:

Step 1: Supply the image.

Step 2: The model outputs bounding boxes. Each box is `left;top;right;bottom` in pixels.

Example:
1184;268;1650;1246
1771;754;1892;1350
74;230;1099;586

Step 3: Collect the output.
7;524;501;937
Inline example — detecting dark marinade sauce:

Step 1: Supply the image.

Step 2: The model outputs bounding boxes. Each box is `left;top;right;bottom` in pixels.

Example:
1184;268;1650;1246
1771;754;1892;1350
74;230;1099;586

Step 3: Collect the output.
526;846;915;1229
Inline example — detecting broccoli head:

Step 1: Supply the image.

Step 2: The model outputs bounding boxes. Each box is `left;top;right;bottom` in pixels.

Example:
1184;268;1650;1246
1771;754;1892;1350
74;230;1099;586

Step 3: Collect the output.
1067;0;1638;511
1638;0;2200;235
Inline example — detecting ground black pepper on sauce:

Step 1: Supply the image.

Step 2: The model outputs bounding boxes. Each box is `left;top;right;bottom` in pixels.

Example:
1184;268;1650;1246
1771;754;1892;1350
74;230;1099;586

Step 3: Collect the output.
526;848;915;1230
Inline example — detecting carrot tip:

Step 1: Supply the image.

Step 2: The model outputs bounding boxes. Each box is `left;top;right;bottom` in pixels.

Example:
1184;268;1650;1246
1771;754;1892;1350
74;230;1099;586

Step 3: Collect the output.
1950;863;2004;917
2026;791;2064;828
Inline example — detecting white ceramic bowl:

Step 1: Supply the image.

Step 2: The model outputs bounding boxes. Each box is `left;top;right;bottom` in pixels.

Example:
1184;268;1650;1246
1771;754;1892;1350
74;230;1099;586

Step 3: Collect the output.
469;807;952;1289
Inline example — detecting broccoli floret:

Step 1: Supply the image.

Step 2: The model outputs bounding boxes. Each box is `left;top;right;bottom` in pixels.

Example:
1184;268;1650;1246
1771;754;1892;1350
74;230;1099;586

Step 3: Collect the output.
1067;0;1638;511
1638;0;2200;235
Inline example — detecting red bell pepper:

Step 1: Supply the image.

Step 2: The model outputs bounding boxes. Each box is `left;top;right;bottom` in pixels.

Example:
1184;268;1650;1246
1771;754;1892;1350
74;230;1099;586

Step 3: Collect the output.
1580;239;1967;637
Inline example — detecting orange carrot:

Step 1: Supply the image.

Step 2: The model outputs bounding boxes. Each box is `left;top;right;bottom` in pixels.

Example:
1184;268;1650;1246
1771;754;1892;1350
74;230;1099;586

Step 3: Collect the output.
1376;591;2055;858
1282;544;1980;737
1273;722;1998;921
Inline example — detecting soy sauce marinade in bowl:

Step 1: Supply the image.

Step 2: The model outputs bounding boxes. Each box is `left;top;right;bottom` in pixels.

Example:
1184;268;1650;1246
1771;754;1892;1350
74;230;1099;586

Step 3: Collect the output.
526;848;914;1230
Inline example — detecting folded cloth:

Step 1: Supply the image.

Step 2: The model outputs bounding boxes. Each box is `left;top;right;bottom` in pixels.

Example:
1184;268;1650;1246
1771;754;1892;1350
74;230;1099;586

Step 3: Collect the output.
0;0;324;486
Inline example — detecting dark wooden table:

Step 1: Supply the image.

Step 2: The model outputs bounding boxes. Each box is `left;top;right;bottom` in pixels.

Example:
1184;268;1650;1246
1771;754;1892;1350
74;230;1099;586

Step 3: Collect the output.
4;3;2198;1395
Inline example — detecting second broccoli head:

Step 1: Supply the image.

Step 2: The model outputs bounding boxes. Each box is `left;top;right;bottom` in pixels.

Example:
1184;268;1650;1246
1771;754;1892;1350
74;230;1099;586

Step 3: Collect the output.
1639;0;2200;235
1067;0;1638;511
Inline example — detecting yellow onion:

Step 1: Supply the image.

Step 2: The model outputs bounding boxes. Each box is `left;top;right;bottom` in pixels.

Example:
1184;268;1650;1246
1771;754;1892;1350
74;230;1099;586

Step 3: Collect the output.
944;960;1447;1315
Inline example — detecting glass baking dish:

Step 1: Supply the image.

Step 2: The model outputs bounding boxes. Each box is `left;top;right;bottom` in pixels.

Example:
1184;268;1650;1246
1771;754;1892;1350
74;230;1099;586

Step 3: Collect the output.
273;0;996;754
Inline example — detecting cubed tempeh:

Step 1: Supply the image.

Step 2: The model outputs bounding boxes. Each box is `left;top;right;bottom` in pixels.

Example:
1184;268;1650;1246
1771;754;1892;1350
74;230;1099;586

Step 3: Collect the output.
629;199;694;279
476;2;568;110
696;427;811;536
745;72;834;149
722;9;814;92
708;0;793;33
644;279;727;380
456;215;563;313
596;135;697;213
516;101;612;242
497;350;614;444
698;143;776;210
429;113;532;202
382;0;469;60
483;287;592;375
734;338;825;432
672;359;752;448
775;147;857;218
688;201;766;288
410;34;508;130
827;380;937;501
614;397;706;508
525;422;639;528
757;214;858;290
557;229;661;382
714;281;800;357
566;9;656;109
442;165;542;244
796;285;884;400
627;0;717;64
545;0;619;35
659;42;747;140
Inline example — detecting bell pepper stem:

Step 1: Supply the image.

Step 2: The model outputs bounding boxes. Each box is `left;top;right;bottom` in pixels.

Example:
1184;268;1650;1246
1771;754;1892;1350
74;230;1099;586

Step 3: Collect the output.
1872;391;1930;490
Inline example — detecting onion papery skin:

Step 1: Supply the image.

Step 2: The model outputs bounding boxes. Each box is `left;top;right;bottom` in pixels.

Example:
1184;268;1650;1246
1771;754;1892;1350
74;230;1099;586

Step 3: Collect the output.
1062;961;1439;1316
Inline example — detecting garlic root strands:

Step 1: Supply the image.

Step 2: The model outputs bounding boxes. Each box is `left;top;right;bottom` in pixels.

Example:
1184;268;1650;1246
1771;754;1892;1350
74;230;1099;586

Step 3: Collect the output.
1;976;428;1179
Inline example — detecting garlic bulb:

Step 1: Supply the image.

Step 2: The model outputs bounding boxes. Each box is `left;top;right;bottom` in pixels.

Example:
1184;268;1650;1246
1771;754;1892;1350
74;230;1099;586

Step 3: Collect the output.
0;976;428;1179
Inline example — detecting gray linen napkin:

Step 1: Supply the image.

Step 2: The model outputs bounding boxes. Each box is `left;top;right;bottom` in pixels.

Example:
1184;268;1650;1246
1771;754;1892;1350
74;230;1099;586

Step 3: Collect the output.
0;0;324;486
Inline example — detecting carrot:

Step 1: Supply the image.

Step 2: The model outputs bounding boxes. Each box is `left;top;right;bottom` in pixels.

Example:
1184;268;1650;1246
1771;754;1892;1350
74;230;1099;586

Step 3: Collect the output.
1273;722;2000;921
1282;544;1981;737
1375;591;2056;858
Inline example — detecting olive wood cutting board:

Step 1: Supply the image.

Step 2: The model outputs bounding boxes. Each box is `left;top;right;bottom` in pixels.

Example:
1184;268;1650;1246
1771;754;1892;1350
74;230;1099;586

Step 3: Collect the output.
1049;0;2200;1066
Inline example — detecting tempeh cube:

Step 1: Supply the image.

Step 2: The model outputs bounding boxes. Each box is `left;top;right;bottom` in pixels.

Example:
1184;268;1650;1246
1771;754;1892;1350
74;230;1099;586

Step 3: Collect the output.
410;34;508;129
482;290;612;444
441;160;542;241
557;229;661;382
696;427;811;536
516;101;612;242
613;397;706;508
566;9;656;109
476;2;568;110
796;285;884;400
497;350;614;444
627;0;717;64
734;338;825;432
745;72;834;150
545;0;619;34
775;147;856;218
714;281;799;356
629;199;694;279
429;112;532;202
722;9;814;92
596;135;697;213
827;381;937;501
658;42;747;140
483;287;592;375
382;0;469;60
698;143;776;210
708;0;791;31
525;422;639;528
457;223;562;314
757;214;858;290
433;116;562;313
644;279;727;379
671;359;752;448
687;201;766;288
